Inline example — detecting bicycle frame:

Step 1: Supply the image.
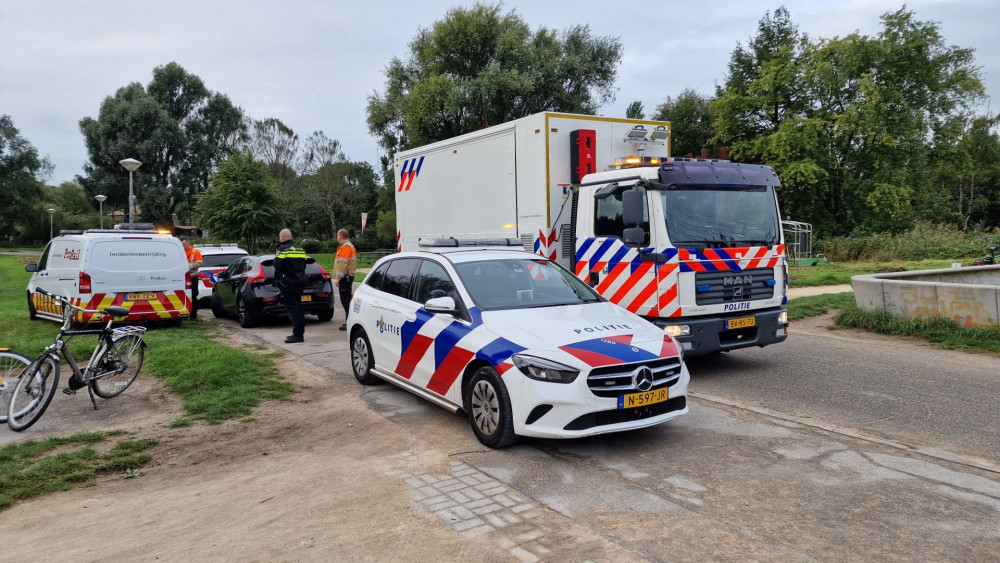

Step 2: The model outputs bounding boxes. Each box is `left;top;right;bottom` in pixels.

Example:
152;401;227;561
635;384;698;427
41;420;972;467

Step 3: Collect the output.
43;295;145;408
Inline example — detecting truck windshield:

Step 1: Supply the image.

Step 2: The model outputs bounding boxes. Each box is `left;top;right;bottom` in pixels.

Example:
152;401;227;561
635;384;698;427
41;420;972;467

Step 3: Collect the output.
659;185;780;249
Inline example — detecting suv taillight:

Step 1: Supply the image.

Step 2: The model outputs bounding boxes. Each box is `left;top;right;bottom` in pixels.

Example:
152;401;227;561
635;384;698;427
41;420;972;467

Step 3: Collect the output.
79;271;92;294
318;264;331;281
248;265;268;286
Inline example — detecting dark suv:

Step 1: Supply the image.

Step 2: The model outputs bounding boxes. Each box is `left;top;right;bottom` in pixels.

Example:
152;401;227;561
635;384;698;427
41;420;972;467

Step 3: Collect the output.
210;254;334;328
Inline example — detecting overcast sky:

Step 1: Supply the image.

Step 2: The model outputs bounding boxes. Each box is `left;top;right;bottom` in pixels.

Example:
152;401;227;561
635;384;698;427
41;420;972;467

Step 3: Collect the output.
2;0;998;186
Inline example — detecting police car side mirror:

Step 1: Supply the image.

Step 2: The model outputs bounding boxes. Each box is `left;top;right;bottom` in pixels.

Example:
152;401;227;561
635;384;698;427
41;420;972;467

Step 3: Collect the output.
425;296;458;316
25;263;38;272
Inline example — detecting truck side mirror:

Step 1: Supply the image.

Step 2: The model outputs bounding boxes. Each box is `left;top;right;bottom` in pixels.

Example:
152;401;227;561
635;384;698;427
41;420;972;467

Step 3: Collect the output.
623;227;644;245
622;189;644;226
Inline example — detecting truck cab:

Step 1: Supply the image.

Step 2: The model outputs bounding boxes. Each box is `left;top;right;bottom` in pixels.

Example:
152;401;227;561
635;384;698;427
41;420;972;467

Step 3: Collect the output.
573;160;788;356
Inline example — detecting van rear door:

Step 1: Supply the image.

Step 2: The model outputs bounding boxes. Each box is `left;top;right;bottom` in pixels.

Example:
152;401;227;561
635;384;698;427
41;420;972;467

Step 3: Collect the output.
85;237;189;320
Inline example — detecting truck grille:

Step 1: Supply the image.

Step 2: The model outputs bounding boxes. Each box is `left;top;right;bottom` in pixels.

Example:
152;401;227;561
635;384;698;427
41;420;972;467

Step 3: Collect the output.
586;357;682;398
695;268;775;306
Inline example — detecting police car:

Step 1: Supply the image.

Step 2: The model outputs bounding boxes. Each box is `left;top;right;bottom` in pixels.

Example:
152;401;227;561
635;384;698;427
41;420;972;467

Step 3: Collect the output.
193;244;248;304
346;240;690;448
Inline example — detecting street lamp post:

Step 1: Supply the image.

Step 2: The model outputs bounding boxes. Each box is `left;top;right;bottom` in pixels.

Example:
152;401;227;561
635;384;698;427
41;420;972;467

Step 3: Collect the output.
119;158;142;230
95;194;107;229
47;208;56;239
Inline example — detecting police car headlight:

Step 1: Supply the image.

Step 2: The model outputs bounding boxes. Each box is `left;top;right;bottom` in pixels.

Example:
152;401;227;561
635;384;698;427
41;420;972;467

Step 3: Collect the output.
512;354;579;384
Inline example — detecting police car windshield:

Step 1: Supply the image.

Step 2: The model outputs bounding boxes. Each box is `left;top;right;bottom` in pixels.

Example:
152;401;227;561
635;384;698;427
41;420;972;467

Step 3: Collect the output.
453;258;601;311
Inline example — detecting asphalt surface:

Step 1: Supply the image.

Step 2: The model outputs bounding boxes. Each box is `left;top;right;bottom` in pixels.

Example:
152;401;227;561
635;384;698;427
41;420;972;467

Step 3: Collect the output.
205;290;999;561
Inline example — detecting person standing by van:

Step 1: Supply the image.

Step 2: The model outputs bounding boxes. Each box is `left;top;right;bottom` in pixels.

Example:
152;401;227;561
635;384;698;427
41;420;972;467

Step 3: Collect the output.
332;228;356;331
274;229;307;343
181;237;203;320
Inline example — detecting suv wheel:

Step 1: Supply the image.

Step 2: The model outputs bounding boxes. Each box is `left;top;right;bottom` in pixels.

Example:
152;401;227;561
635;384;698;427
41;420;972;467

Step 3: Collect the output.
237;296;257;328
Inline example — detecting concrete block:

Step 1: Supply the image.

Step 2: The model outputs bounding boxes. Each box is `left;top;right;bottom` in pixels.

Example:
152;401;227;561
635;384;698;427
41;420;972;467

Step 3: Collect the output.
936;283;999;327
851;277;885;313
881;279;938;320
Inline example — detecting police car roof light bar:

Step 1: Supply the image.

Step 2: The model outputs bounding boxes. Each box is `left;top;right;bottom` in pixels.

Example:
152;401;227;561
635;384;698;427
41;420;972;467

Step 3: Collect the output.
418;238;522;248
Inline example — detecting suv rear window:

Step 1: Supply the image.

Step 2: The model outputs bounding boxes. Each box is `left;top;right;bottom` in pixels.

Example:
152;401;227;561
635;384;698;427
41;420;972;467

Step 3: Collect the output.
261;259;320;278
201;253;245;268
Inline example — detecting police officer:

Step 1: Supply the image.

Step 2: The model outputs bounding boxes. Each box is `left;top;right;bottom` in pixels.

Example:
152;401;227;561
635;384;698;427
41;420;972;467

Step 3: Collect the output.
273;228;307;343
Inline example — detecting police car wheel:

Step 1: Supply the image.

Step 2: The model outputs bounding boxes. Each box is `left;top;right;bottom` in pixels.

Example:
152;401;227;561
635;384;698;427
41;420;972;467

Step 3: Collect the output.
351;330;379;385
467;366;517;448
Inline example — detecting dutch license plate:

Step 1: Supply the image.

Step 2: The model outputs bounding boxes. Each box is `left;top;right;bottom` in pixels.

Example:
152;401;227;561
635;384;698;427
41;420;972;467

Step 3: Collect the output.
618;388;669;410
726;316;756;330
300;295;312;302
127;292;156;301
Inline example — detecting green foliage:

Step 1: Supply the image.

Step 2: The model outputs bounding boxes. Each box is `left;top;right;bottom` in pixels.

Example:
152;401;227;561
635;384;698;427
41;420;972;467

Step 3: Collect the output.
816;222;998;261
367;3;623;155
836;308;1000;355
0;431;157;510
712;7;987;235
196;152;284;254
653;89;714;157
0;115;49;243
78;62;244;223
300;238;324;253
625;101;645;120
787;259;956;286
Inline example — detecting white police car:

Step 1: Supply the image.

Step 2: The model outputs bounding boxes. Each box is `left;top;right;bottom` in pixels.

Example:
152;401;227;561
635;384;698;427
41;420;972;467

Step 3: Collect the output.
346;241;689;448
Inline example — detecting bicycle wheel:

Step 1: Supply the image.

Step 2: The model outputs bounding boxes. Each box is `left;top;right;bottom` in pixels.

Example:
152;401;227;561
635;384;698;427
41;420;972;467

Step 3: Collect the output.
90;334;144;398
0;350;32;424
7;354;60;432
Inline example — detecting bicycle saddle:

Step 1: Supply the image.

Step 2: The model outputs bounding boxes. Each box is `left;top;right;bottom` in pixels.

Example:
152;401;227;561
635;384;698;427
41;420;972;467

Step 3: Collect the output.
103;306;130;318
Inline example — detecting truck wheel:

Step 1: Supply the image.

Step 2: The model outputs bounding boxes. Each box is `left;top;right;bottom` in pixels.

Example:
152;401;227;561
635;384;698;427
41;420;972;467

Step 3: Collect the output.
237;297;257;328
26;290;37;320
466;366;518;448
211;293;227;319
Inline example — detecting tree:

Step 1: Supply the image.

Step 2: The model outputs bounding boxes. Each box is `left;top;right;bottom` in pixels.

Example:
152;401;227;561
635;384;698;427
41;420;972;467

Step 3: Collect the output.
78;62;244;223
712;7;984;234
298;130;346;176
244;117;299;195
653;89;714;157
0;115;50;240
625;101;645;120
367;3;623;155
195;152;284;253
308;160;382;237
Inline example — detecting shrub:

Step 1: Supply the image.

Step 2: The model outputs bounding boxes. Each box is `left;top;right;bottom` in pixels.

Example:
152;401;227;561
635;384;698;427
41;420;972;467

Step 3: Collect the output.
815;223;999;262
300;238;324;254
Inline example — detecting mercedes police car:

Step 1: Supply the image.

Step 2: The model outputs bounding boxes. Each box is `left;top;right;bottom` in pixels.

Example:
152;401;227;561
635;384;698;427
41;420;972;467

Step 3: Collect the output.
346;239;690;448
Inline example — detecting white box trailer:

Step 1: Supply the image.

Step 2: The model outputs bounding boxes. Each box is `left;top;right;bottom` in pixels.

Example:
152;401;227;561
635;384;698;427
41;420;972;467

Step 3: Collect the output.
395;112;789;357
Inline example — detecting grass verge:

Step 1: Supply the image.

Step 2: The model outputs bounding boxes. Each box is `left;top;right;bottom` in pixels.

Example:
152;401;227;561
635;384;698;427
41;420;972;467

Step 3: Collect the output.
788;259;955;287
0;431;157;510
788;293;1000;355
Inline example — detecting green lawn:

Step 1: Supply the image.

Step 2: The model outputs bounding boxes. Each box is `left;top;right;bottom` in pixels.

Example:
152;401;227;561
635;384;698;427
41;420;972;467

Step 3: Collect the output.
0;255;293;424
788;259;955;287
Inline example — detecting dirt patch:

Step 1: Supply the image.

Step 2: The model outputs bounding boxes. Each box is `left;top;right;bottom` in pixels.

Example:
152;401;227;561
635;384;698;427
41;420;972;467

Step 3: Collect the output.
1;328;635;561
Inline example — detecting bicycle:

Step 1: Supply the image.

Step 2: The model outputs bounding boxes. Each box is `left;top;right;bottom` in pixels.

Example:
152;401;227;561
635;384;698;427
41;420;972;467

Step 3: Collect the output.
0;348;32;424
6;289;147;432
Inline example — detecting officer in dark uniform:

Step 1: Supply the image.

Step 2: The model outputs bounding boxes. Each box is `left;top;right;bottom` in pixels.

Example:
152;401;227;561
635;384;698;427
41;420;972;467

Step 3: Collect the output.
273;228;308;343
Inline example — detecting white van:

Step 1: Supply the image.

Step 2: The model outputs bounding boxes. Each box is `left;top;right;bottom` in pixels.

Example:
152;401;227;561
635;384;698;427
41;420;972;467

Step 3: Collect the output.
25;227;191;323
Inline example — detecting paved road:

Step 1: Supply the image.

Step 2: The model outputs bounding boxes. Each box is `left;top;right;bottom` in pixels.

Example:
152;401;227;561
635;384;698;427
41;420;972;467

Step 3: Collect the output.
209;304;1000;561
